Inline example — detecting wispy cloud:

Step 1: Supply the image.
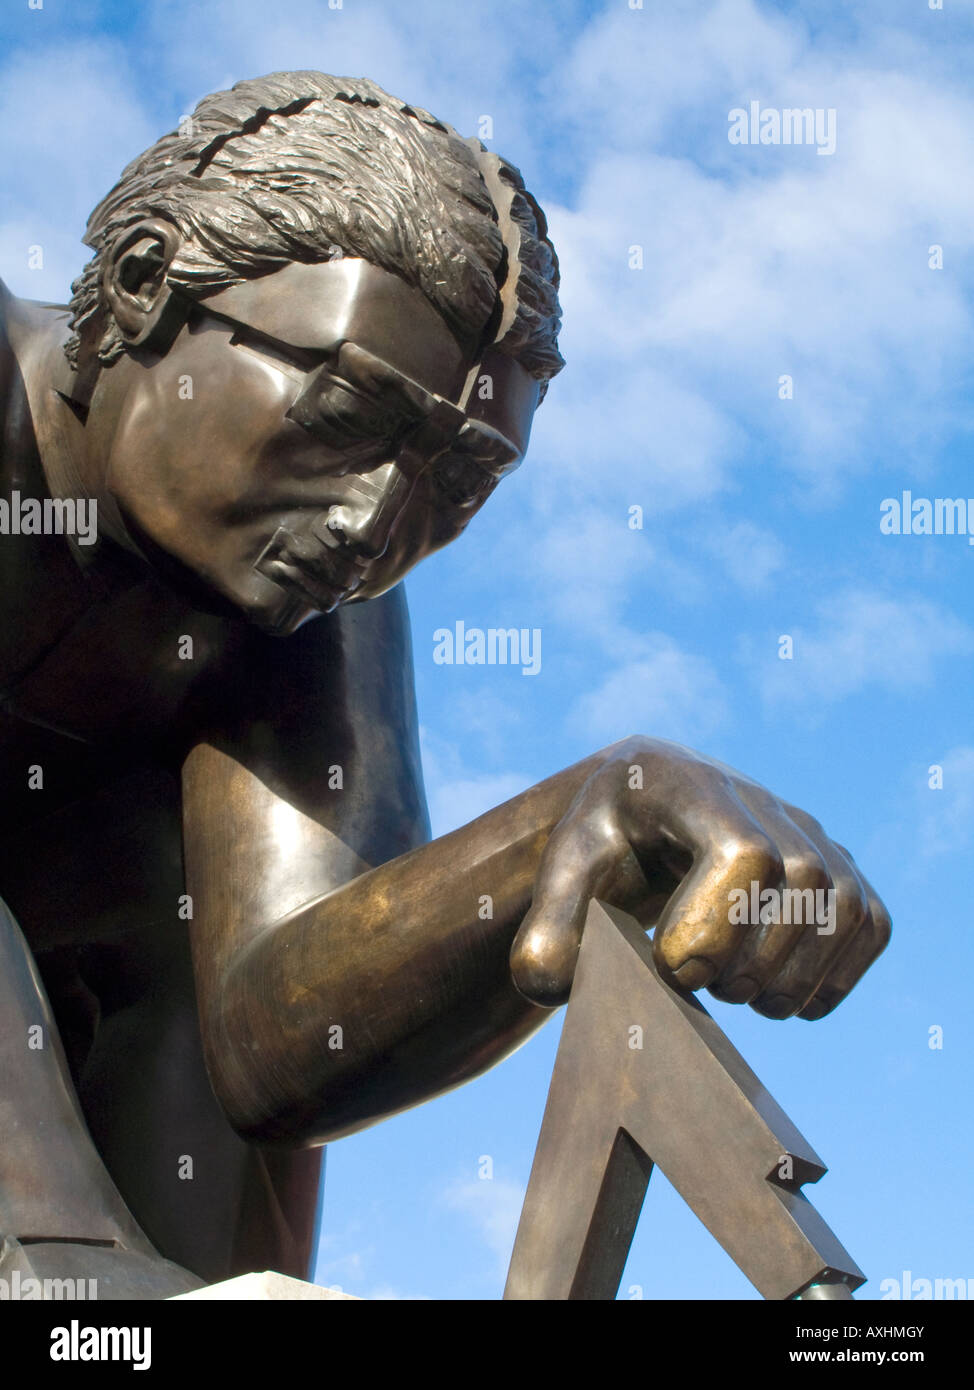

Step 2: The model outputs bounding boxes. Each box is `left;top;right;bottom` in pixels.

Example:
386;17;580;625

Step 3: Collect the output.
0;39;158;301
757;588;973;707
917;744;974;860
419;727;531;837
569;632;729;746
442;1174;526;1280
702;520;786;593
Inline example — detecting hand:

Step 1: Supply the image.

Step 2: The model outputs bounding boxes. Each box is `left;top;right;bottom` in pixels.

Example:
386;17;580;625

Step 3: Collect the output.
509;737;891;1019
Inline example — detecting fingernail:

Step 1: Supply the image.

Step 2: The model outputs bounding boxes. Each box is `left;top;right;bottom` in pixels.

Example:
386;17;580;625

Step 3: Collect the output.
801;996;830;1021
762;993;796;1018
672;957;717;990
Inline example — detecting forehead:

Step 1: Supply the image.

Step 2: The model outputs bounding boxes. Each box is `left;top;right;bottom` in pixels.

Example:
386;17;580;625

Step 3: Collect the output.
198;258;540;457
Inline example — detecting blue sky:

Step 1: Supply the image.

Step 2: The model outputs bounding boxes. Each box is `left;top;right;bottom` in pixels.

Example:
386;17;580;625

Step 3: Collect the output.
2;0;972;1299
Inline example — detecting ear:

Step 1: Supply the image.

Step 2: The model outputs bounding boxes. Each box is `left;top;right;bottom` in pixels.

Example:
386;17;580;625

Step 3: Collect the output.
102;218;187;353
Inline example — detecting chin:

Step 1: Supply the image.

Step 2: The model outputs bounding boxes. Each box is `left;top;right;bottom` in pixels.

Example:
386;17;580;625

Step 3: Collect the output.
242;589;323;637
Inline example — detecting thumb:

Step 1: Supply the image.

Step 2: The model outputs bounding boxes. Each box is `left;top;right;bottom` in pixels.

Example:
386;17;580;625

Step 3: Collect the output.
510;802;627;1006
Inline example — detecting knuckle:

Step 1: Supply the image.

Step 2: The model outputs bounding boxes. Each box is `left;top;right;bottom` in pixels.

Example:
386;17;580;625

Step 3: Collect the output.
785;804;826;841
784;852;832;894
717;833;784;884
613;734;652;762
834;875;869;930
510;924;576;1008
870;901;893;948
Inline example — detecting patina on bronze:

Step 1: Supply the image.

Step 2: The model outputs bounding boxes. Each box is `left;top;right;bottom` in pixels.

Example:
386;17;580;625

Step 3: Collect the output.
0;71;890;1298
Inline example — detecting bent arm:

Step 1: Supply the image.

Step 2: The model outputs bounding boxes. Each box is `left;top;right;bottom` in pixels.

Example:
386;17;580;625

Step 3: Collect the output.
183;588;888;1148
182;585;658;1146
185;741;610;1145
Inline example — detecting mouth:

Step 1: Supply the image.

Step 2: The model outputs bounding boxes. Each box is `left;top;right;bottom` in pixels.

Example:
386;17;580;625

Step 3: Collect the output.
253;518;368;613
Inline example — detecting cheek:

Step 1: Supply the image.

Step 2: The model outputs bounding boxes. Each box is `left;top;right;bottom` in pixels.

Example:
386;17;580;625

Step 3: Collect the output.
108;341;301;527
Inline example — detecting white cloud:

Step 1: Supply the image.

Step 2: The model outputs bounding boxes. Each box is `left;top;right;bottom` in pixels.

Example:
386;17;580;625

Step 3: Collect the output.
442;1175;526;1279
0;221;84;308
518;509;660;637
568;633;729;746
419;727;531;837
142;0;581;180
703;520;785;592
426;771;531;838
527;323;741;513
759;589;974;707
525;1;974;520
553;0;803;166
918;745;974;860
8;0;971;519
364;1283;429;1301
0;40;158;301
313;1244;369;1290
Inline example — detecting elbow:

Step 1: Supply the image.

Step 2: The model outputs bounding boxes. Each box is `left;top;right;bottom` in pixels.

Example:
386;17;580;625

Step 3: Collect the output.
199;988;384;1148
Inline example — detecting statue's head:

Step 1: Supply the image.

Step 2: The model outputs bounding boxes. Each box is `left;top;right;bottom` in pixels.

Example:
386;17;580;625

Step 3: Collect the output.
65;71;564;633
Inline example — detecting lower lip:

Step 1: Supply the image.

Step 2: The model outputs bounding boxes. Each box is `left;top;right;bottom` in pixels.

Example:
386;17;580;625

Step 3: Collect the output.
264;555;358;611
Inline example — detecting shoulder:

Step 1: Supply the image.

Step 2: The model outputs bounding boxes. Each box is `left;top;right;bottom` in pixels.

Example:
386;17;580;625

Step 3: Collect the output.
0;281;32;418
0;283;74;471
0;282;41;480
0;281;21;463
0;280;14;376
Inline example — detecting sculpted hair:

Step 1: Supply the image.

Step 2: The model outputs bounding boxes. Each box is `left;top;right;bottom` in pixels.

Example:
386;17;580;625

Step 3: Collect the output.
66;71;564;393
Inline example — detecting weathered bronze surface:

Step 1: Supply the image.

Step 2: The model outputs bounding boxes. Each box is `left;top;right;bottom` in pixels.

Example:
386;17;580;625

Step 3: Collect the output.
0;71;890;1297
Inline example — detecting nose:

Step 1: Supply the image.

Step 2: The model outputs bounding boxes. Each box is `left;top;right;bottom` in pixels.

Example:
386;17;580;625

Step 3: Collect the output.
314;462;413;561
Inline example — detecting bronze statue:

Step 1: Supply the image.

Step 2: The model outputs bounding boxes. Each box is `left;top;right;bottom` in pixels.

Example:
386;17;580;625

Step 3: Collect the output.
0;71;890;1298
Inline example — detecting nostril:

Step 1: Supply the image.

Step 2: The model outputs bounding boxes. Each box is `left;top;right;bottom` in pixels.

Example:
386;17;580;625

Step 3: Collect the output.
315;463;409;562
316;506;389;561
311;508;349;551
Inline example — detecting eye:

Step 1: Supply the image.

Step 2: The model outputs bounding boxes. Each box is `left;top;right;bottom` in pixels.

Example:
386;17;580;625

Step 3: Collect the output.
430;453;499;508
223;325;382;458
285;376;413;465
222;326;410;461
228;329;312;384
302;378;410;444
428;419;520;509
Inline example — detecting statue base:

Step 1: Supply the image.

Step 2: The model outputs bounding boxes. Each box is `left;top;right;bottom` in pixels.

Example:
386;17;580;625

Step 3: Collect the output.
169;1271;358;1300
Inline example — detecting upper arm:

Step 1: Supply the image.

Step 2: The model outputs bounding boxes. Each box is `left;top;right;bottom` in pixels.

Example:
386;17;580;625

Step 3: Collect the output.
181;583;430;986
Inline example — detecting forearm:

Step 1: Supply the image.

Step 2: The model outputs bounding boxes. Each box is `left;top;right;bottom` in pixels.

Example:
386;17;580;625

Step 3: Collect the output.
188;749;613;1145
